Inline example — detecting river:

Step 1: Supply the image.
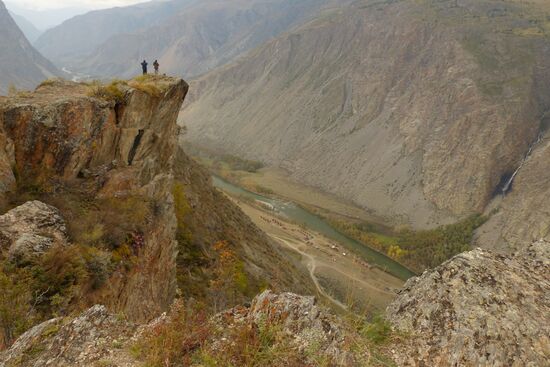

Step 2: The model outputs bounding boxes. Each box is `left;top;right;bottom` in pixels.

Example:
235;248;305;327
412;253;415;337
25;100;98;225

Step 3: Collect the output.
212;176;416;281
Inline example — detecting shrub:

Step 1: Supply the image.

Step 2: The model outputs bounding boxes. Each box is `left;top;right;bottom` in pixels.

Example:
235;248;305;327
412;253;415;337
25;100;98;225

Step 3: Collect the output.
134;300;210;367
0;270;35;348
48;192;151;251
30;245;88;316
360;315;392;345
81;246;112;290
209;241;250;311
38;79;57;88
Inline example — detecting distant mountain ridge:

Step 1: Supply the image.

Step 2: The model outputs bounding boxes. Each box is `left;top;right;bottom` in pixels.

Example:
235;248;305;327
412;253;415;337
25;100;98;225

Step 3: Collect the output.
180;0;550;249
4;1;92;30
0;0;60;94
8;10;41;42
35;0;347;79
35;0;198;68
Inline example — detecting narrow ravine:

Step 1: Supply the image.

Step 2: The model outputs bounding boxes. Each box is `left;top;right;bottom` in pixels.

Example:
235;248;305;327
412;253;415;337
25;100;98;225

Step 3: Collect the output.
503;132;543;195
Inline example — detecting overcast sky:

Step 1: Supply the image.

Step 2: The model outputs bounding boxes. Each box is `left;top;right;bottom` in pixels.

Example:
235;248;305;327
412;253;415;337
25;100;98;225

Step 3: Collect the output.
7;0;146;10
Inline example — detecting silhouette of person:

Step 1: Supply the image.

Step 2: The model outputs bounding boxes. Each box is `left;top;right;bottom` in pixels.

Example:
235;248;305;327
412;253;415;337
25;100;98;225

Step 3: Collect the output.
153;60;160;75
141;60;148;75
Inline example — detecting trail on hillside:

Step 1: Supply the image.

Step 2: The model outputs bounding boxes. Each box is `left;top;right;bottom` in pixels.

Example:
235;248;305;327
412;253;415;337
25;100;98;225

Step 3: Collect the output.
273;235;348;311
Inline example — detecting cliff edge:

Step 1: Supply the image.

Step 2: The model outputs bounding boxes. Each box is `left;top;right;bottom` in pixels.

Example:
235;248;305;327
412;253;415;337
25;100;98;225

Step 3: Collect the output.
0;76;311;331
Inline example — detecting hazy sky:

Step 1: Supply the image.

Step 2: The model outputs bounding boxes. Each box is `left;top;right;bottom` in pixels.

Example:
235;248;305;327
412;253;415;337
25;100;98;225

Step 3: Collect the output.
7;0;146;10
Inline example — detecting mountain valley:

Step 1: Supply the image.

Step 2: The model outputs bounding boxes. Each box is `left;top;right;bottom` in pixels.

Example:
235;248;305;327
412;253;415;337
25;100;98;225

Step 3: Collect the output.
0;0;548;365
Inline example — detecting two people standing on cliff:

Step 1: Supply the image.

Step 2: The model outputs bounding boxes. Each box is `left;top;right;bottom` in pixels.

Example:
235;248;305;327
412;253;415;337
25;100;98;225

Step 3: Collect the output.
141;60;160;75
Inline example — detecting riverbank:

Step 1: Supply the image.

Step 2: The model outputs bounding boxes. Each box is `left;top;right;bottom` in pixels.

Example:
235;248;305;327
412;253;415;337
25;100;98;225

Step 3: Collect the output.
199;151;483;274
187;148;387;225
227;194;404;312
213;175;415;280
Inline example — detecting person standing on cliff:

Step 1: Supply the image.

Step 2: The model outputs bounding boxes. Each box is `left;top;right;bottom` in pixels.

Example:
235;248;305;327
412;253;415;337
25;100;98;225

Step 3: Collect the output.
153;60;160;75
141;60;148;75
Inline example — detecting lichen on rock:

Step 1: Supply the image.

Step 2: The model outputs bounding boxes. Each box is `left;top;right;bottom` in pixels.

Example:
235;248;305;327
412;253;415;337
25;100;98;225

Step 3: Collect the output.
0;305;139;367
387;240;550;367
0;200;68;264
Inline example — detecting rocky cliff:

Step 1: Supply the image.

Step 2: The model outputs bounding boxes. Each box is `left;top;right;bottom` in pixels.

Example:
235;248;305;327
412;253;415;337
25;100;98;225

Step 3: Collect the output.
181;0;550;234
0;77;187;321
0;0;59;94
0;76;311;332
387;240;549;366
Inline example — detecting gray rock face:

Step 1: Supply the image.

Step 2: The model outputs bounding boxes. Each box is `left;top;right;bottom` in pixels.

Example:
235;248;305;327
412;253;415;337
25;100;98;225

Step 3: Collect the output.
212;290;362;366
0;305;139;367
0;200;68;263
387;240;550;367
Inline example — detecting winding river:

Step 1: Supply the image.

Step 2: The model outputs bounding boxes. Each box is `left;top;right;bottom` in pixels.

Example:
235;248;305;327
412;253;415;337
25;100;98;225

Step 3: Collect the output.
213;176;416;281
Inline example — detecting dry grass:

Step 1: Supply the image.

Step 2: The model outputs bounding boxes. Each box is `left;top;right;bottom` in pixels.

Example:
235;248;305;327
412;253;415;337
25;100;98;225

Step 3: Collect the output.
37;79;58;88
128;75;163;97
134;299;313;367
86;80;127;103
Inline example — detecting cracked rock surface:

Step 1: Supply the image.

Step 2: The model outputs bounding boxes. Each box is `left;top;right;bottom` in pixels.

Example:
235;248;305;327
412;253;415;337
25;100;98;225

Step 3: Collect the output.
387;240;550;367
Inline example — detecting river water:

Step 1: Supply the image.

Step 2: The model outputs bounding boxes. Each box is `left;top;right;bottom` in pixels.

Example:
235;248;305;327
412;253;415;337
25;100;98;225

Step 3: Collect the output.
212;176;416;281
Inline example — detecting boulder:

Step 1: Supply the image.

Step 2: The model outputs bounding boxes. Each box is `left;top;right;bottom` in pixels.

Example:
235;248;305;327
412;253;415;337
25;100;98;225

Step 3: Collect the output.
0;305;138;367
387;240;550;367
211;290;363;366
0;201;68;263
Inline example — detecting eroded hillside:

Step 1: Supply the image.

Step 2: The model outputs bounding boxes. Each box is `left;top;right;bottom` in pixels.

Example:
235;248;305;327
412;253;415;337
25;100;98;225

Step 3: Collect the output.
181;0;550;236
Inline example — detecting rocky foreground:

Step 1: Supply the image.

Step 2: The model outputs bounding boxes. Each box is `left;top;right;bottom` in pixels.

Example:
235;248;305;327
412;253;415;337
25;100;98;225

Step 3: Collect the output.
0;239;546;366
388;240;549;367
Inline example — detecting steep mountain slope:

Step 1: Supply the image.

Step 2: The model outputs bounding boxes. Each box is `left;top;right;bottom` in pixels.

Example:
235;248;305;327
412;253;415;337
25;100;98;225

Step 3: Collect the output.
0;0;60;94
475;124;550;252
78;0;345;79
36;0;347;79
8;11;41;42
181;0;550;233
34;0;198;67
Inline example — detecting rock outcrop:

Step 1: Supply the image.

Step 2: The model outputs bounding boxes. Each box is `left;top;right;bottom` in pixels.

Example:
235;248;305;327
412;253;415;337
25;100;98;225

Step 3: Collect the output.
210;290;361;366
0;291;360;367
387;240;550;366
0;200;68;264
181;0;550;232
0;305;139;367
